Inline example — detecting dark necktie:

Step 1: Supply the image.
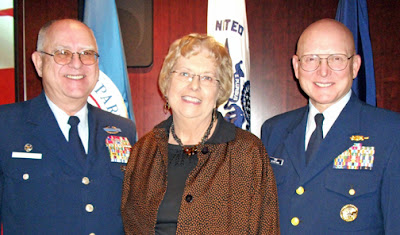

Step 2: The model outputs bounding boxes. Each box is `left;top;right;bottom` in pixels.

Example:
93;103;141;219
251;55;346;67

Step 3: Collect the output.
306;113;324;164
68;116;86;162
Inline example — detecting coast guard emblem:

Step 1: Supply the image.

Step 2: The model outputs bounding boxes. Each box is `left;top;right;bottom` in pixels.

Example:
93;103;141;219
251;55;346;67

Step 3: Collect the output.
340;204;358;222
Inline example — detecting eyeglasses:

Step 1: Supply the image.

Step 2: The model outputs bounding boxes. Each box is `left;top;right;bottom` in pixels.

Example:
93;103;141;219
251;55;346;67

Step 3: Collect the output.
171;70;220;87
40;49;100;65
298;54;354;72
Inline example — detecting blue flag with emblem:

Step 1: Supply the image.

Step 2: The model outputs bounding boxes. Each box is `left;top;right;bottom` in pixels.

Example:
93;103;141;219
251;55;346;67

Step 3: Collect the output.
83;0;137;121
335;0;376;106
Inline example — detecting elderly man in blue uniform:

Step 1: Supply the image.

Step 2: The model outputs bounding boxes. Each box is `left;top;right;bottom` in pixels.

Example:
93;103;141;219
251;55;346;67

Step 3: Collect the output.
261;18;400;234
0;19;136;234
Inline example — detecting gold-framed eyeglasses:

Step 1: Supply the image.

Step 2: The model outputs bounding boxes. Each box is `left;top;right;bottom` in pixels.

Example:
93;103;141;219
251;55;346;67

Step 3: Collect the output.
298;54;354;72
40;49;100;65
171;70;220;87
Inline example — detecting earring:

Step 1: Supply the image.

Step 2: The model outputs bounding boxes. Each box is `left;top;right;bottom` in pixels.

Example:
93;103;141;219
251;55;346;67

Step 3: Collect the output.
163;97;170;114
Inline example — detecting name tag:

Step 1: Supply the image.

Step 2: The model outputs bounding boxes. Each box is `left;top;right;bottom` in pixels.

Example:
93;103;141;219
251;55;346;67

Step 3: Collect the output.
12;152;42;160
270;156;284;166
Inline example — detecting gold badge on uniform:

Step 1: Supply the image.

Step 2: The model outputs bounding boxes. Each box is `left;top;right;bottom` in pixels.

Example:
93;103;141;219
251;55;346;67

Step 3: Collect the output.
340;204;358;222
24;143;33;152
350;135;369;141
103;126;122;134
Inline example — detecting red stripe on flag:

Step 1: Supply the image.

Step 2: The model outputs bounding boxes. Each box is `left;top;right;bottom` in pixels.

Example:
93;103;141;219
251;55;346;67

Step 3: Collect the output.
0;68;15;105
89;94;102;108
0;8;13;17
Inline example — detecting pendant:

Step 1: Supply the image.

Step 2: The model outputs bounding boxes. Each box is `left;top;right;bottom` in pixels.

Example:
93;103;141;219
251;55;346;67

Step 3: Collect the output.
183;146;198;156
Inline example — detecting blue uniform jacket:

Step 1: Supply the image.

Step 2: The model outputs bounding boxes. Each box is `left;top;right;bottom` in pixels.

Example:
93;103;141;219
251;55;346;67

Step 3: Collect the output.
261;92;400;234
0;92;136;234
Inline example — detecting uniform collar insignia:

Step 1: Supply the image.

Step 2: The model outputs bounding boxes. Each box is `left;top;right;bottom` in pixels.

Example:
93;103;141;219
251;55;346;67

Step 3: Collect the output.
350;135;369;141
103;126;122;134
24;143;33;152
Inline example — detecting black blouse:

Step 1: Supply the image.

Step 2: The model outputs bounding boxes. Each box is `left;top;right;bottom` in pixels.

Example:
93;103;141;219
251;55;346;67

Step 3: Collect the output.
155;144;198;234
154;114;229;234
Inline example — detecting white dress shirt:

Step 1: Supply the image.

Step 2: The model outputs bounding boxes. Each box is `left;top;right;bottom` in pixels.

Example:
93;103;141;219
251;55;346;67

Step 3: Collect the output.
46;96;89;154
305;90;352;150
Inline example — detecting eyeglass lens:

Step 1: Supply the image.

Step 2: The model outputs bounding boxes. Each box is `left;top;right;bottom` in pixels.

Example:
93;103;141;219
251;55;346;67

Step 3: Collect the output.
53;50;98;65
173;71;219;87
300;54;351;71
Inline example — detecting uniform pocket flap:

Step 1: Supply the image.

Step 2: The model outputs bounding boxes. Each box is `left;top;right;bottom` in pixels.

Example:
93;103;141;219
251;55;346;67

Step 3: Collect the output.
6;166;53;181
324;171;379;199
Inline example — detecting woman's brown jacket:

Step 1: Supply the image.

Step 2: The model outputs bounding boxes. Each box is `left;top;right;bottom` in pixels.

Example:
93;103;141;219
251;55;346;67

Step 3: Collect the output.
121;114;280;234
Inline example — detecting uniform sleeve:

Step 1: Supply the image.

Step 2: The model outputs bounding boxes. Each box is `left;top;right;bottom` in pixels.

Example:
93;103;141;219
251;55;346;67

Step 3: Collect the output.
0;165;3;224
128;119;137;145
381;140;400;233
260;119;280;155
122;118;137;146
260;120;272;146
248;141;280;234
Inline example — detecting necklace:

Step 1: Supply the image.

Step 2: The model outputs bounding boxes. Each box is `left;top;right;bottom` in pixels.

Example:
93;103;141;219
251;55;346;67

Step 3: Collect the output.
171;114;215;156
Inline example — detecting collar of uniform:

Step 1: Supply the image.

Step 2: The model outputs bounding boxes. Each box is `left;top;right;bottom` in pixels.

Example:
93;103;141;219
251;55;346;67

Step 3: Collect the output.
45;94;88;152
305;90;352;148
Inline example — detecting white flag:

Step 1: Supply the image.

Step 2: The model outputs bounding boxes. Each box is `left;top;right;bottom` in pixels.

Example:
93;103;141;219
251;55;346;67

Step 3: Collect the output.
207;0;250;131
84;0;135;122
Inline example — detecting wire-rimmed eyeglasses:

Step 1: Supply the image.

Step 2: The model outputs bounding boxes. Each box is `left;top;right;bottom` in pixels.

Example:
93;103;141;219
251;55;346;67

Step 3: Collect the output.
171;70;220;87
40;49;100;65
298;54;354;72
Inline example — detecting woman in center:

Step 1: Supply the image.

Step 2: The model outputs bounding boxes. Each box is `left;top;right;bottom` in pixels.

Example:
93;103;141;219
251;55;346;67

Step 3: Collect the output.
121;33;279;234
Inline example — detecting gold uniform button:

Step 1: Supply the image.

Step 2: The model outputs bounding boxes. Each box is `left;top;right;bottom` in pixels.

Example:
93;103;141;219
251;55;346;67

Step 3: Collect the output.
349;188;355;196
82;177;90;185
23;173;29;180
85;204;94;213
291;217;300;226
89;233;95;235
296;186;305;195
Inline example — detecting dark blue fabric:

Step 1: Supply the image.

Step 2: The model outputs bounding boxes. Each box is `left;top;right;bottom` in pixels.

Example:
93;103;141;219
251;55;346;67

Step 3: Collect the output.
0;92;137;234
336;0;376;106
261;92;400;234
68;116;86;166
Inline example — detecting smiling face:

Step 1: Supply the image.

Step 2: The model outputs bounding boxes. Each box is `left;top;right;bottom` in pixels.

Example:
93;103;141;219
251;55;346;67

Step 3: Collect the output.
292;19;361;112
166;49;220;122
32;20;99;114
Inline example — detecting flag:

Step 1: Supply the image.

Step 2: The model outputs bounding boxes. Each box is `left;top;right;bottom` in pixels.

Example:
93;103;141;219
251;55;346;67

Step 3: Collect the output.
0;0;15;105
336;0;376;106
83;0;137;121
0;5;14;235
207;0;251;131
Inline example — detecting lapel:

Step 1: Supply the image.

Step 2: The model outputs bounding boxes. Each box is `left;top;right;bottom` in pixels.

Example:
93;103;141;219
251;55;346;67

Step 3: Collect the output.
86;104;110;170
283;107;308;177
27;93;83;172
300;94;363;185
87;105;103;169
